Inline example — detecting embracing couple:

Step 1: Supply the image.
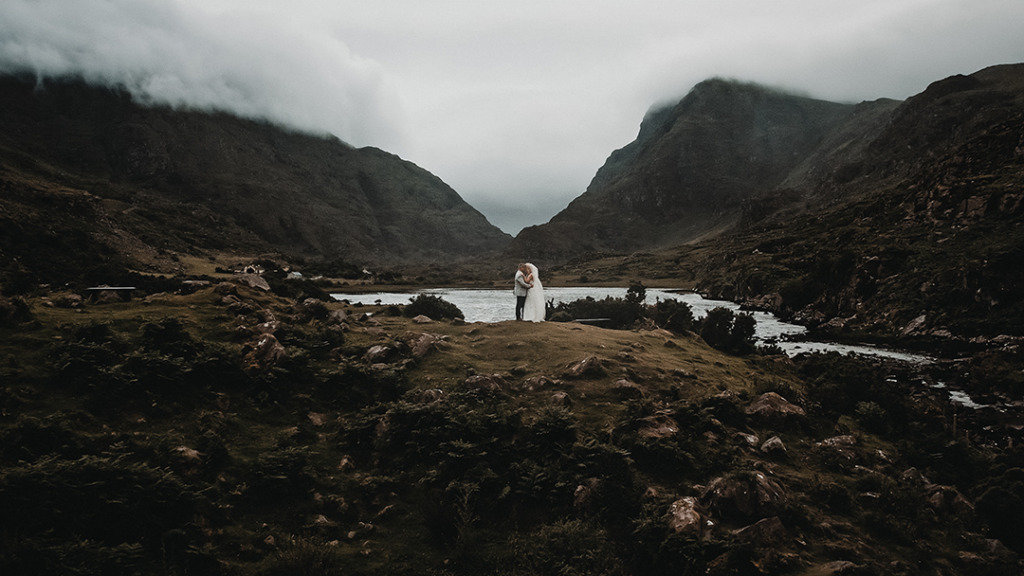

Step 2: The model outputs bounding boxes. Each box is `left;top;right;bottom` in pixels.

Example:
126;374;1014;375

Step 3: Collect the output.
513;263;545;322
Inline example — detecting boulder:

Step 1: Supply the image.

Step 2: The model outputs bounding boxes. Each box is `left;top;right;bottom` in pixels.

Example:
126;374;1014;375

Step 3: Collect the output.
573;477;601;511
244;334;288;373
701;471;787;519
901;314;927;336
363;345;393;363
611;378;645;400
745;392;805;423
463;373;506;394
522;375;557;391
411;314;433;324
235;273;271;291
637;411;679;439
736;433;760;448
761;436;787;457
327;309;349;324
564;356;606;379
408;333;445;358
551;391;572;408
667;496;712;537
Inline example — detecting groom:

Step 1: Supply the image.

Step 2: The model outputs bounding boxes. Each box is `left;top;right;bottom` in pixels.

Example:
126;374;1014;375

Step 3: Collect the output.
513;263;533;321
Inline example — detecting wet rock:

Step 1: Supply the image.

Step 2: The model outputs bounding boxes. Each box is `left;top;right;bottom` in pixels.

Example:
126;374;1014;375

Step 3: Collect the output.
411;314;433;324
734;516;787;546
551;391;572;407
565;356;606;379
761;436;787;457
701;470;788;519
667;496;711;537
363;345;393;363
611;378;645;400
745;392;805;423
235;273;271;291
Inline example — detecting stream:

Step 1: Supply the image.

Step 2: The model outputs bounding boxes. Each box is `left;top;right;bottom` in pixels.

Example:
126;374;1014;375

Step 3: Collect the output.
331;287;934;364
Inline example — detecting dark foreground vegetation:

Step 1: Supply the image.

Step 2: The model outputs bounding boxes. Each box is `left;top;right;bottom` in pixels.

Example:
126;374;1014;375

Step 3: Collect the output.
1;281;1023;575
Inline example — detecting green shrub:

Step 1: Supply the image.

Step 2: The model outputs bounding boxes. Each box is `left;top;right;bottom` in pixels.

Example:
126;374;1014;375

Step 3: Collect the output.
650;298;694;333
699;307;757;354
511;520;626;576
404;294;464;320
549;296;642;329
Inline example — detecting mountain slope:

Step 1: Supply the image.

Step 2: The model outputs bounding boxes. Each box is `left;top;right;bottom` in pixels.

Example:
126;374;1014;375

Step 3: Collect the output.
0;75;509;284
512;80;855;258
549;64;1024;338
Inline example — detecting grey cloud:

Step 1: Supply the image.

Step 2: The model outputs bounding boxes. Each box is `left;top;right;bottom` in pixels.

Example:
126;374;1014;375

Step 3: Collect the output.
2;1;1024;235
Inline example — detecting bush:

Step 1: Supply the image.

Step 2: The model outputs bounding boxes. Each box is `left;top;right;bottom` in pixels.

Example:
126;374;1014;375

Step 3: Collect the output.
0;295;33;326
650;299;694;333
699;307;756;354
511;520;626;576
404;294;463;320
549;296;643;329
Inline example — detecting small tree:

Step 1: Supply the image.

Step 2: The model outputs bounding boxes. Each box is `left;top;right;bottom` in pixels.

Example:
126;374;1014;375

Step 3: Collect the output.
699;308;757;354
625;282;646;305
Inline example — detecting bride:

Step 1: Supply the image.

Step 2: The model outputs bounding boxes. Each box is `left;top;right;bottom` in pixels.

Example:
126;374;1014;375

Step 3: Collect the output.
522;263;546;322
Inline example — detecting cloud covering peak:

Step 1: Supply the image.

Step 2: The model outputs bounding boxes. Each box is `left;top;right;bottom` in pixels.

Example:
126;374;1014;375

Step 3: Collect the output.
0;0;404;148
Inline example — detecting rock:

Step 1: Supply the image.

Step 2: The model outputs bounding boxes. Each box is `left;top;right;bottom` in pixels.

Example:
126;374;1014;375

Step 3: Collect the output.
213;282;237;296
235;273;271;291
637;411;679;439
744;392;805;423
174;445;202;462
337;455;354;471
611;378;645;400
733;516;787;546
244;334;288;373
308;412;327;427
327;309;349;324
451;317;467;325
901;314;927;336
551;391;572;407
412;388;444;403
701;471;787;519
255;320;280;334
573;478;601;510
522;375;556;391
312;514;335;527
263;535;276;547
54;293;84;308
809;560;858;575
761;436;787;457
565;356;605;379
463;373;506;394
815;435;858;462
411;314;433;324
667;497;711;537
363;345;393;363
408;333;444;358
736;433;760;448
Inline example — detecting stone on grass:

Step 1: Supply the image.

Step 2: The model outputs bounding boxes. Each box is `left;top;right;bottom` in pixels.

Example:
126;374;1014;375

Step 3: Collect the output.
235;273;271;291
611;378;645;400
745;392;805;422
363;345;392;363
701;471;788;519
761;436;787;456
551;391;572;407
667;496;711;537
411;314;432;324
565;356;606;379
244;334;288;373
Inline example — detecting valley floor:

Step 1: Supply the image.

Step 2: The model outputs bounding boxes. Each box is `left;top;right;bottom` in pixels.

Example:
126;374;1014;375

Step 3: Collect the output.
1;282;1023;575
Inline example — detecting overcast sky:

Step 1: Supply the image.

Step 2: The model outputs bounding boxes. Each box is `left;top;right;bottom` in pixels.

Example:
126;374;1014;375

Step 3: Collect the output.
2;1;1023;233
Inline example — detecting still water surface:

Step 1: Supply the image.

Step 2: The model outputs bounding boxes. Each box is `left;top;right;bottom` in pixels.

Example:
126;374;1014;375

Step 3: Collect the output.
332;287;932;364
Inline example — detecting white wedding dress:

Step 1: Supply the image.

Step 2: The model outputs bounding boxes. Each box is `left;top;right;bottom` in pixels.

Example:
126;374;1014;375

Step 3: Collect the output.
522;263;546;322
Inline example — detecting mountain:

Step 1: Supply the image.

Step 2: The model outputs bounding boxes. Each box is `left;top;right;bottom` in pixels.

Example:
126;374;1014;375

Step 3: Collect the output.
0;75;509;285
545;64;1024;337
512;80;856;258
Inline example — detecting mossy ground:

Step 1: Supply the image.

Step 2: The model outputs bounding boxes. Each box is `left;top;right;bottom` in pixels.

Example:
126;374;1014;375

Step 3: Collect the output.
1;287;1022;575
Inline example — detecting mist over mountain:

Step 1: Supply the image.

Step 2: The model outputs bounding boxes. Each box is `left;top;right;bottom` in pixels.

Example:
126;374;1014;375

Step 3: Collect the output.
0;75;508;284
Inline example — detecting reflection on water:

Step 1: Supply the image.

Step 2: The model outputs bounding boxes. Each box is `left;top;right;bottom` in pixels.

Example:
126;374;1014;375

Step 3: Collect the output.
332;287;931;364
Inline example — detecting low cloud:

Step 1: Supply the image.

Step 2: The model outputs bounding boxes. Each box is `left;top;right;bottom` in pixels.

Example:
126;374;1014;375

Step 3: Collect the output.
0;0;404;149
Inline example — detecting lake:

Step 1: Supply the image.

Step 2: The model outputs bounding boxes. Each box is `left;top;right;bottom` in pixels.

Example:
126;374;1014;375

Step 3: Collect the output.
331;287;933;364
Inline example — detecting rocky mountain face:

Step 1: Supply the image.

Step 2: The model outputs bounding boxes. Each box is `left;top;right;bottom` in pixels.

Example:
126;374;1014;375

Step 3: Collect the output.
549;64;1024;338
0;75;509;284
512;79;855;257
